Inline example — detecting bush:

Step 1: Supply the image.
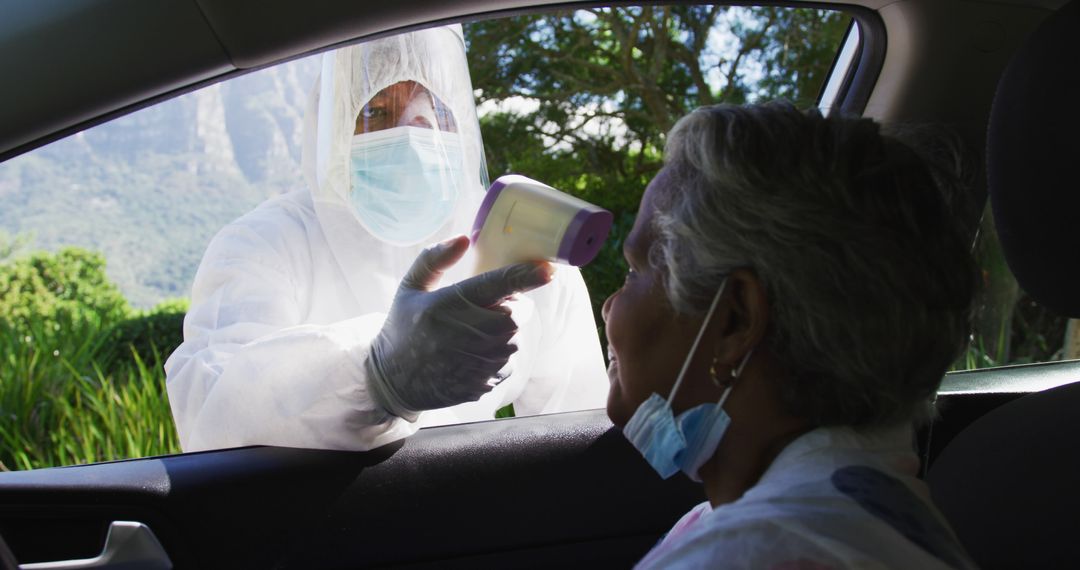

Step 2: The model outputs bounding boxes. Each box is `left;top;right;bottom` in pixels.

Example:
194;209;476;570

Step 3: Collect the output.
111;298;188;368
0;248;182;470
0;247;131;345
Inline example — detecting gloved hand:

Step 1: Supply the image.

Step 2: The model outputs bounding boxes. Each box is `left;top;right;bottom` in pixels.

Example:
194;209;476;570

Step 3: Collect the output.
366;235;553;420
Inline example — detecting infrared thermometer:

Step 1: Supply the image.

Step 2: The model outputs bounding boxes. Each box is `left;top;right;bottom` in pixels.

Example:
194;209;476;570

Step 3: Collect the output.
470;175;613;275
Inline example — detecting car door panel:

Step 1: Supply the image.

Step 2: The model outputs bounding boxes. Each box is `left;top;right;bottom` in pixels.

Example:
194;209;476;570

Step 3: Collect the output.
5;362;1077;567
0;410;703;568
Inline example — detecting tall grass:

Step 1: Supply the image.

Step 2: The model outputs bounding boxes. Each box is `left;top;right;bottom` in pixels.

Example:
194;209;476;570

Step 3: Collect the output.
0;318;179;471
953;316;1011;372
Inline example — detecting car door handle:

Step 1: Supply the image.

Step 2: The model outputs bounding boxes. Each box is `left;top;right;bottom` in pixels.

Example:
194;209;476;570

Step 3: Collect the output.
19;521;172;570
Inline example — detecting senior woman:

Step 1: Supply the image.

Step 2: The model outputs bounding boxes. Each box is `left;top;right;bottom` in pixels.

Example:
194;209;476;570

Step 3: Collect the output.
603;102;977;569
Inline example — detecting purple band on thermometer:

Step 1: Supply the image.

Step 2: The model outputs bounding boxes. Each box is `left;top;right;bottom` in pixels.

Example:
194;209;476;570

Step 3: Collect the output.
471;178;508;244
556;207;614;266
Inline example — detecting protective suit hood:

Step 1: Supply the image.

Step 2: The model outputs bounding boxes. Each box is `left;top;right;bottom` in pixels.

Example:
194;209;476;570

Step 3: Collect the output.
301;25;489;294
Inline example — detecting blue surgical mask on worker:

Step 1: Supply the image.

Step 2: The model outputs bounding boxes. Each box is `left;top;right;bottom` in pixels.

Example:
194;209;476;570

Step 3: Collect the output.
622;278;754;481
349;125;464;246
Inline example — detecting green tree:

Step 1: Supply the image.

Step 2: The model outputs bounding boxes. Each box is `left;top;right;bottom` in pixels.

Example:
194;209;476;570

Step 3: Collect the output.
466;7;851;328
0;247;131;339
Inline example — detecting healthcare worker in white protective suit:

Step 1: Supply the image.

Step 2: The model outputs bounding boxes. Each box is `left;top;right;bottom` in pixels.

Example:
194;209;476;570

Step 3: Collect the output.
165;25;608;452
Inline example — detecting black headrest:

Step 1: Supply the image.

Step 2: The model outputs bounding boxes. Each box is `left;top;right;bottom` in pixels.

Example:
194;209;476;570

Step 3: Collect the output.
926;381;1080;568
988;1;1080;316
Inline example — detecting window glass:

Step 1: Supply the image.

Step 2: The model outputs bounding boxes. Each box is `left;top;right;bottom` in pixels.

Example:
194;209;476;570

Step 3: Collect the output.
954;206;1071;370
470;5;852;344
0;5;851;470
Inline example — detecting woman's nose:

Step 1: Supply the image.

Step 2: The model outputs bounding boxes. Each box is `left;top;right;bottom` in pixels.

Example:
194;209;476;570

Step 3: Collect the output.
601;294;614;324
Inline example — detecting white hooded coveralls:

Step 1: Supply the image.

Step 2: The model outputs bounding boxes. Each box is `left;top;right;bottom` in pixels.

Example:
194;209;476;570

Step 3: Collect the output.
164;26;609;452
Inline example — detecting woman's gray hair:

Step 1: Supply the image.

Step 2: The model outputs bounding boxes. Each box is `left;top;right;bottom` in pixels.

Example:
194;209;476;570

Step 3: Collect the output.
654;102;976;428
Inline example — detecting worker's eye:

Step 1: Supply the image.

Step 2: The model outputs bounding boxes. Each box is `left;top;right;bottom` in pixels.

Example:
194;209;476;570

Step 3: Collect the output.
623;268;636;284
361;105;389;121
356;103;395;134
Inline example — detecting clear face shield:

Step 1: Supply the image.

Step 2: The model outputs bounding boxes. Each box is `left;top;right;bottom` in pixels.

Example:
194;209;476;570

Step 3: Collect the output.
307;25;490;247
354;81;458;134
349;81;467;245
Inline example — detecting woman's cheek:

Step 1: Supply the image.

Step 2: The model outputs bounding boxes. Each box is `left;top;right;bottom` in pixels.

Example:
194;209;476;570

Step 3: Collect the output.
605;376;628;426
604;292;626;353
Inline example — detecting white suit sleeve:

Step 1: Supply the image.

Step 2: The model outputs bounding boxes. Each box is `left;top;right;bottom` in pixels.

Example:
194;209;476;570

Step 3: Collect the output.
512;265;609;415
164;222;416;452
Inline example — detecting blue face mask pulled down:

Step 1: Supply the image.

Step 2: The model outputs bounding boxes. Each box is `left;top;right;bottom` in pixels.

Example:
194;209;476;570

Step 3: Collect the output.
623;389;734;481
622;279;751;481
349;126;465;246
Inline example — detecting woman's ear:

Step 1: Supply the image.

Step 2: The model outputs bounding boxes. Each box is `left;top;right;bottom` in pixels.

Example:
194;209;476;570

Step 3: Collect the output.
710;268;770;370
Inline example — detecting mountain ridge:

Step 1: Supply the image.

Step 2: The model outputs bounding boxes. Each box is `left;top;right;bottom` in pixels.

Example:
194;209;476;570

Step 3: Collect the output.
0;56;321;308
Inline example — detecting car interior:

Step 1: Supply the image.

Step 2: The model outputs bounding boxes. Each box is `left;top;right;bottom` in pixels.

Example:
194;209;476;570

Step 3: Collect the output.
924;1;1079;567
0;0;1077;568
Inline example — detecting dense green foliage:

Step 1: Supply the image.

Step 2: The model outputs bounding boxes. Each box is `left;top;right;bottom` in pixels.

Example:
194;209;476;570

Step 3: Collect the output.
0;326;179;471
953;213;1068;369
0;247;184;470
110;298;188;370
468;7;851;328
0;248;129;337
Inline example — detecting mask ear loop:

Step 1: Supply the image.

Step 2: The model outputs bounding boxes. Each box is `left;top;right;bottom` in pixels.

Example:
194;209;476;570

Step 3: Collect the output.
666;278;729;402
731;346;754;379
716;346;756;407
